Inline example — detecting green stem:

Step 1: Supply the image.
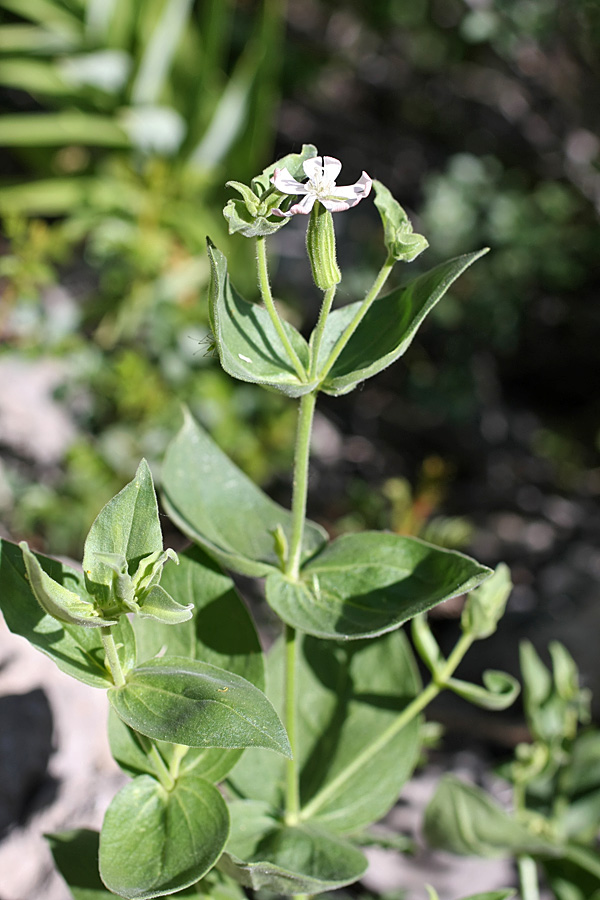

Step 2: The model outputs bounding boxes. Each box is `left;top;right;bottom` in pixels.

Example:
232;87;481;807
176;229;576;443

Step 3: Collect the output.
518;855;540;900
100;626;125;688
285;390;318;580
309;285;337;378
284;625;301;824
256;237;307;382
317;254;395;383
169;744;189;782
299;631;474;821
137;733;175;792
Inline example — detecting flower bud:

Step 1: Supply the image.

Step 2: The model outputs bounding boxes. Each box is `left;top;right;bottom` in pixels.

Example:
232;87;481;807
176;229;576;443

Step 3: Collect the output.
306;204;341;291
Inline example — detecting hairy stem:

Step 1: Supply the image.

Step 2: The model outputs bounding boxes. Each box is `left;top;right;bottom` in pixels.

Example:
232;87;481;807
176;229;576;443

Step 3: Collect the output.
101;626;126;688
300;631;474;820
256;237;307;381
286;390;318;580
284;625;301;824
309;285;337;378
317;254;395;383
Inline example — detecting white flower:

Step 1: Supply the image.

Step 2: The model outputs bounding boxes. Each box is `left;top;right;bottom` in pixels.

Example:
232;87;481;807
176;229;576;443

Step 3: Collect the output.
271;155;372;217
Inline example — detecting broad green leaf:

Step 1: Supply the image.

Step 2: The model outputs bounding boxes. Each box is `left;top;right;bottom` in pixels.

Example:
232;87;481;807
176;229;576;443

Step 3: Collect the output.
108;709;240;785
0;112;130;146
231;628;422;833
446;670;520;710
48;829;116;900
544;845;600;900
461;563;512;640
83;459;163;607
112;546;265;782
221;800;367;894
315;250;488;396
108;657;291;756
0;538;135;688
208;242;314;397
266;532;491;640
99;774;229;899
161;409;328;576
424;775;556;858
20;541;117;627
134;545;265;688
373;180;429;262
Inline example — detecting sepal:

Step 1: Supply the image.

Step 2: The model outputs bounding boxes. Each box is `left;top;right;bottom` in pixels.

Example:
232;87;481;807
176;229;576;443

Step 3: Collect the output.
223;144;317;237
20;541;116;628
373;179;429;262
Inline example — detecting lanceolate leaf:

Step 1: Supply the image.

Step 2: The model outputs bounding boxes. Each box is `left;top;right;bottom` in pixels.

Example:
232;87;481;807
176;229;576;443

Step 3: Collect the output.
424;776;556;858
161;409;328;576
315;250;488;396
108;657;291;756
83;459;163;606
0;538;135;688
208;242;314;397
231;629;422;834
221;800;367;894
266;532;491;640
99;774;229;899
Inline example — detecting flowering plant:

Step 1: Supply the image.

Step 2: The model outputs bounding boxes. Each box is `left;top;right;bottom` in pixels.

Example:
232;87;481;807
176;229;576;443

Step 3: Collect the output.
4;146;591;900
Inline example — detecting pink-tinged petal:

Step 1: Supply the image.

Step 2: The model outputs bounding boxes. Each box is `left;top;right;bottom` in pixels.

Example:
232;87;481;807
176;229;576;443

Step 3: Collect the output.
289;193;317;215
327;171;373;207
303;156;324;181
271;193;317;217
271;167;308;195
321;156;342;182
320;197;352;212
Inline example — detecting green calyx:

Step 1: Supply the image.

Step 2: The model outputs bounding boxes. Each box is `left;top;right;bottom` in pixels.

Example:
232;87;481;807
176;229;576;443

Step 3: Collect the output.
306;204;341;291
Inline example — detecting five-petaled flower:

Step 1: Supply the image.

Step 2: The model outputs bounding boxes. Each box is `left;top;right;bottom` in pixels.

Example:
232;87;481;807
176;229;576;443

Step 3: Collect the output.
272;156;372;217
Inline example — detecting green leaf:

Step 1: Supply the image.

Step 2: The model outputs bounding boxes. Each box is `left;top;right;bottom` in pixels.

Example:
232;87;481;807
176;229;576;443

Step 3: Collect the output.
231;628;422;833
99;774;229;899
48;829;115;900
161;409;328;576
446;670;521;710
424;775;556;857
111;545;265;783
83;459;163;608
108;709;240;785
0;538;135;688
251;144;318;194
207;241;314;397
461;563;512;640
134;545;265;687
266;532;491;640
0;112;130;147
0;24;76;54
315;250;489;396
20;540;117;627
0;58;71;94
373;180;429;262
221;800;367;894
108;657;291;756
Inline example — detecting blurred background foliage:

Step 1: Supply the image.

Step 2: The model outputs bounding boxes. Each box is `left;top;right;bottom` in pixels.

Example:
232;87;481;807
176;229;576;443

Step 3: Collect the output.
0;0;599;571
